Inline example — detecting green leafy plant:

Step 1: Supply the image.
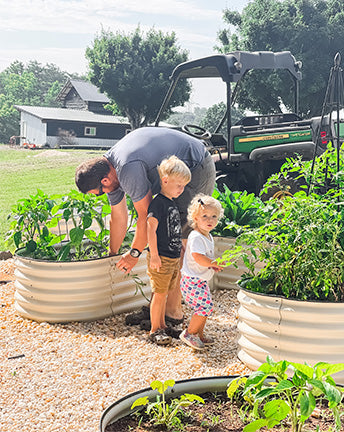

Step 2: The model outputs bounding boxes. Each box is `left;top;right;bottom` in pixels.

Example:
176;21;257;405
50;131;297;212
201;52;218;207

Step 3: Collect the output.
6;189;134;261
212;185;272;237
219;190;344;301
227;356;344;432
260;142;344;199
131;379;204;430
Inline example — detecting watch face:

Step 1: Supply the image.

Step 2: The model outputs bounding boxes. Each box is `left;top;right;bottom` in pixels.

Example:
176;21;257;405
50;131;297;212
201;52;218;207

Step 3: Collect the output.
130;248;140;258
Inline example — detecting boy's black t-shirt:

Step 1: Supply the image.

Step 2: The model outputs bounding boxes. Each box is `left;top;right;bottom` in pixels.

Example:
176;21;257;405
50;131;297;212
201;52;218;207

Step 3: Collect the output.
147;194;182;258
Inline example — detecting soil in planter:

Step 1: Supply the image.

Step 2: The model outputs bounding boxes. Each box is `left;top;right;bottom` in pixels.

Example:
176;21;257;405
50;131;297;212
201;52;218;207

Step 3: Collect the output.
105;391;342;432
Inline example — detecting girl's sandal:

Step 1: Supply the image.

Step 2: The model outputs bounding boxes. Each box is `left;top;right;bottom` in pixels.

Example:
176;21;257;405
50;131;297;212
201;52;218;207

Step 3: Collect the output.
200;335;215;346
149;329;172;345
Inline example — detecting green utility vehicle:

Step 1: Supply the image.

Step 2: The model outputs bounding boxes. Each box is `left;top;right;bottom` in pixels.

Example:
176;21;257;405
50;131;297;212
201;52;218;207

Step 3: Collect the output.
155;51;336;195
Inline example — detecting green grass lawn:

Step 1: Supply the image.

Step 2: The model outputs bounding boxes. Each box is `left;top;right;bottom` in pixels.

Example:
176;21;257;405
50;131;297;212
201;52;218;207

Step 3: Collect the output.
0;145;104;252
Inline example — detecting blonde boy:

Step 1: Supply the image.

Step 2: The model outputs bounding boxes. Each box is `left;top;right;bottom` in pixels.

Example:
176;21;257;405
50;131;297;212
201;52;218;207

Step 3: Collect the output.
146;156;191;345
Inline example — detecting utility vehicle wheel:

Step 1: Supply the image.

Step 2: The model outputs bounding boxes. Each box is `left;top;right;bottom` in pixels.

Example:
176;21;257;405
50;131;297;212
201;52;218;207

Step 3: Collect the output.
181;124;212;140
216;173;238;192
260;175;306;201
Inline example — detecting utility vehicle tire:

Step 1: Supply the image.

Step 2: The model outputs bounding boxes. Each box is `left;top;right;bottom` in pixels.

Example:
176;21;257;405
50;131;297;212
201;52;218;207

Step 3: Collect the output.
260;174;307;201
215;173;239;192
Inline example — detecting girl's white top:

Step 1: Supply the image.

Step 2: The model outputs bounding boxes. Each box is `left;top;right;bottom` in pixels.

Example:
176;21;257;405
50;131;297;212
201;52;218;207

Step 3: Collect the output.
181;230;215;281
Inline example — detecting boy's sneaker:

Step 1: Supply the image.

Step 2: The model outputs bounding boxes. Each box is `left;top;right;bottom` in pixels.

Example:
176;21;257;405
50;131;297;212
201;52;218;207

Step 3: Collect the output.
179;329;205;350
200;335;215;346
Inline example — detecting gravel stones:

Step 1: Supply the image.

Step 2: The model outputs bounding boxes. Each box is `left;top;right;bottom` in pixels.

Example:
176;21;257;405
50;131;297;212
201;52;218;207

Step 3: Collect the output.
0;259;249;432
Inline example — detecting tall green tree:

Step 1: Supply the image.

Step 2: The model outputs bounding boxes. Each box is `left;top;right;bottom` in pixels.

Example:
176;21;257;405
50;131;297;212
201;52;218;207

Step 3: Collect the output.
0;61;81;143
86;27;191;129
200;102;244;136
217;0;344;118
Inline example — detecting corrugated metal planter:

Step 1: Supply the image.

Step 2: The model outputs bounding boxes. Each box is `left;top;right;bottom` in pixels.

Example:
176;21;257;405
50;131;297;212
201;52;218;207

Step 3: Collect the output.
100;376;238;432
237;288;344;384
211;236;264;291
14;251;150;323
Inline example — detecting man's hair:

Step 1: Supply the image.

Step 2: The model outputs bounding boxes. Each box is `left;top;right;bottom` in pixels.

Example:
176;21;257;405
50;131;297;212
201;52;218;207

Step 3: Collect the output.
157;155;191;182
75;157;110;193
187;193;224;229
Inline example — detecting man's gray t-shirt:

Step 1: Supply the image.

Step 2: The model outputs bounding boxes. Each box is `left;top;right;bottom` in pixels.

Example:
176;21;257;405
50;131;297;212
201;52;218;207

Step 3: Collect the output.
104;127;208;206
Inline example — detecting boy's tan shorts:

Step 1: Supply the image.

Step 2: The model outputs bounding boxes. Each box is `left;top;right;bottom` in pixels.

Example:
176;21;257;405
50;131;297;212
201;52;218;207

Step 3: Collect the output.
146;253;180;294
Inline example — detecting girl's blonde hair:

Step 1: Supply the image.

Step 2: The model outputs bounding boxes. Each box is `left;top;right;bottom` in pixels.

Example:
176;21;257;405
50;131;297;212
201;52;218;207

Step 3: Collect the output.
157;155;191;182
187;193;224;229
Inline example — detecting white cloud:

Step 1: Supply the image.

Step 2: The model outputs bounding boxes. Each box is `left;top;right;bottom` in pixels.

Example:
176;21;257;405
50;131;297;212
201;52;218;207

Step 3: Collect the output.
0;0;222;34
0;46;88;74
0;0;248;106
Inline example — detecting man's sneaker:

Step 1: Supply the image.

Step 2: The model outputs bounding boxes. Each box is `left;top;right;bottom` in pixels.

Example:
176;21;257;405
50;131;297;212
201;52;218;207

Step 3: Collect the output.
200;335;215;346
179;329;205;350
125;305;150;325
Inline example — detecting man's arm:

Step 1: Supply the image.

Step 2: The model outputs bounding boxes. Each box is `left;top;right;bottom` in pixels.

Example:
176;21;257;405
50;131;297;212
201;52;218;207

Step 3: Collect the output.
116;191;152;273
109;196;128;255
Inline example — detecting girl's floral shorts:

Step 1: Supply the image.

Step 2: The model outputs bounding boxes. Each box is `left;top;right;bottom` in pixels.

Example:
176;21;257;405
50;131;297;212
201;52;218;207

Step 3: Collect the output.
180;275;214;317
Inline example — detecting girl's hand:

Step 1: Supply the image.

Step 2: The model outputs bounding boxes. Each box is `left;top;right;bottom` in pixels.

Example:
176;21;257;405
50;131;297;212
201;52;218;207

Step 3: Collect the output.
209;262;224;272
150;255;161;272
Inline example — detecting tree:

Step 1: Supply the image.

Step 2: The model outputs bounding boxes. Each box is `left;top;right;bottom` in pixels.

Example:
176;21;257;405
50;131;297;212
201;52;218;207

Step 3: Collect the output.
200;102;244;137
86;27;191;129
166;107;207;127
0;61;82;143
217;0;344;118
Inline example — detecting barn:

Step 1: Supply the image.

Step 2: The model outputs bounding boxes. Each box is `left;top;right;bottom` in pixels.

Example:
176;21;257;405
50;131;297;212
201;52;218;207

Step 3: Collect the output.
14;79;131;149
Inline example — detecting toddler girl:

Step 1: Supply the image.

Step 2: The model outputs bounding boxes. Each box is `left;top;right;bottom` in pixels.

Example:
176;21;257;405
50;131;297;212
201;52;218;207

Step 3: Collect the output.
179;194;224;350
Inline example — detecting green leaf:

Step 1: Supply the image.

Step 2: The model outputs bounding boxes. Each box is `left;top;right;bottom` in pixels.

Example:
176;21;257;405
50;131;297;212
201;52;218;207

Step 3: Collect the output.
227;377;243;398
26;239;37;253
264;399;290;421
182;394;204;403
243;418;268;432
41;225;49;239
150;379;175;394
69;227;85;246
13;231;22;248
84;230;97;241
57;243;71;261
131;396;149;409
255;387;277;400
48;235;66;246
322;381;342;407
82;214;93;229
274;380;294;391
322;363;344;377
300;392;316;421
290;363;314;379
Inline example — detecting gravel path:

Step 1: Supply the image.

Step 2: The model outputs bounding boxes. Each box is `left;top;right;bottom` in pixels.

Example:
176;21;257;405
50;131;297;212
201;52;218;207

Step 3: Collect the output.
0;259;249;432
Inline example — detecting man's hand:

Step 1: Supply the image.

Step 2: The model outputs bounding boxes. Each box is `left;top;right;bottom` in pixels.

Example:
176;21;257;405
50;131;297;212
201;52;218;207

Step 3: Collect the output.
116;251;139;274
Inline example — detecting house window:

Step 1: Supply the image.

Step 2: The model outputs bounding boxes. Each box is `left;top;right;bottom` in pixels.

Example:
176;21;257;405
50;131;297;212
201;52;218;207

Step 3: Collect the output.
84;126;96;136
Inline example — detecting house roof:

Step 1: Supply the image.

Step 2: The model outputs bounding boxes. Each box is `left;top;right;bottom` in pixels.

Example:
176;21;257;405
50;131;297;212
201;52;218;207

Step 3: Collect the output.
56;79;111;103
14;105;129;125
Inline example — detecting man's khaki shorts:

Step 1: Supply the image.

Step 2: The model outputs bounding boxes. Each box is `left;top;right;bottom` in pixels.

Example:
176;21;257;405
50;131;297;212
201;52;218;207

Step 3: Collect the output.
146;252;180;294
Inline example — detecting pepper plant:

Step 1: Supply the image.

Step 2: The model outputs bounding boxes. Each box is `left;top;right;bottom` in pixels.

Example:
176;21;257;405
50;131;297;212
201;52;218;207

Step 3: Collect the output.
261;142;344;198
131;379;204;430
219;190;344;301
6;189;133;261
227;356;344;432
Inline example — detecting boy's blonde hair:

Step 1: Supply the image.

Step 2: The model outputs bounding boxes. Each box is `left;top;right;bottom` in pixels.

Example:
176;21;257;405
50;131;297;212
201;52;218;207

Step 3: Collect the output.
157;155;191;182
187;193;224;229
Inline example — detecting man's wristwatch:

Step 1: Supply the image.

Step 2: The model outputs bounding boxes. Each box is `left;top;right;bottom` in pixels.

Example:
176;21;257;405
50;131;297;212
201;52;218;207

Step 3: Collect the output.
129;248;142;258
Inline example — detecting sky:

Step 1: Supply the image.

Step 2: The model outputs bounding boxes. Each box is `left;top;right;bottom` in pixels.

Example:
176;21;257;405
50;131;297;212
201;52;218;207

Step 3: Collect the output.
0;0;250;108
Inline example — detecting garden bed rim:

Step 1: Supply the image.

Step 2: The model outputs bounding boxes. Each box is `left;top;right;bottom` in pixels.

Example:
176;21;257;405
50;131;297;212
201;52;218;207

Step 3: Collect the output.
99;375;241;432
239;286;344;305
